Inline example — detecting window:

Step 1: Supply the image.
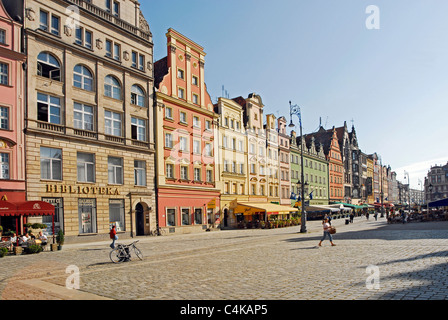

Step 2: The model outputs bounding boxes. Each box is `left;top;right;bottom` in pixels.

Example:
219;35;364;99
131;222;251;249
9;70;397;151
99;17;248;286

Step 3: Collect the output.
182;208;190;225
0;29;6;44
73;65;93;91
180;166;188;180
165;107;173;119
179;136;188;152
42;198;63;234
0;153;9;179
0;63;8;85
77;152;95;182
194;168;201;181
37;93;61;124
165;132;173;148
51;15;60;35
131;117;146;141
113;43;120;61
109;199;125;231
105;40;112;57
194;208;203;224
104;110;122;136
205;120;211;130
131;85;145;107
166;163;174;179
193;140;200;154
177;68;184;79
193;116;200;127
111;0;120;16
40;147;62;180
108;156;123;184
167;208;176;226
105;0;120;17
204;143;212;157
78;198;97;234
131;52;145;71
0;106;8;130
104;75;121;99
134;160;146;186
39;10;48;31
206;169;213;182
75;27;92;49
179;111;187;124
178;87;185;99
192;94;199;104
250;163;256;174
192;75;198;85
131;51;138;68
37;52;60;81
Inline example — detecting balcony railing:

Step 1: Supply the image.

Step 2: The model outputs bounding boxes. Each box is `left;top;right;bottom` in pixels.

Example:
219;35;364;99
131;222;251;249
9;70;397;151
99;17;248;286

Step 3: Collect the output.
65;0;151;41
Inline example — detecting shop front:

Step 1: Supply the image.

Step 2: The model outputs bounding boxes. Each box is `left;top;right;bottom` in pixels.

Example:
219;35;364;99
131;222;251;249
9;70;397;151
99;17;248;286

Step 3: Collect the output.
0;200;55;238
233;202;299;227
157;186;221;234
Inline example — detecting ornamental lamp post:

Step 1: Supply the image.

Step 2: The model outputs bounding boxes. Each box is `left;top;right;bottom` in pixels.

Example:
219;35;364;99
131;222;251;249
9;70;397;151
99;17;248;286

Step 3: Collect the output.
427;183;433;213
404;170;411;214
289;101;307;233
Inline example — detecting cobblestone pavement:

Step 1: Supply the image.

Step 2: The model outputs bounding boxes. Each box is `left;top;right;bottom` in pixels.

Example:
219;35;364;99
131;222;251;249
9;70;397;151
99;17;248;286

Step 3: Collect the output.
1;216;448;301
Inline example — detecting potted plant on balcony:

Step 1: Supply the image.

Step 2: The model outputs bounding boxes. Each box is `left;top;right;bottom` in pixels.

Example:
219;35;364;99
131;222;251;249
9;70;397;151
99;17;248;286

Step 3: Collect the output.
56;229;64;250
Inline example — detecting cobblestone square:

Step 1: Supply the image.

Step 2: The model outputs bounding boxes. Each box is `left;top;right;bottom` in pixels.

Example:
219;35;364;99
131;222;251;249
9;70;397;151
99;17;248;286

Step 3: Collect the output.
1;217;448;302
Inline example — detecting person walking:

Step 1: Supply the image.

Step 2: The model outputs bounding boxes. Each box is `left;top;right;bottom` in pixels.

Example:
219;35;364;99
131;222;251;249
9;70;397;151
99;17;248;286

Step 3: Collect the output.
110;225;118;249
318;218;336;247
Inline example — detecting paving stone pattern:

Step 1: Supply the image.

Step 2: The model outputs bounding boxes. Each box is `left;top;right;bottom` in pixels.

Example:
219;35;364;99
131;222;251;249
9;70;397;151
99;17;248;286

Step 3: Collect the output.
1;217;448;300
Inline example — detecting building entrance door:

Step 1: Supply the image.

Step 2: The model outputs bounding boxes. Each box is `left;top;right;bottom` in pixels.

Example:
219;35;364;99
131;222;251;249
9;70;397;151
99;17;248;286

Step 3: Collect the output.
135;203;145;236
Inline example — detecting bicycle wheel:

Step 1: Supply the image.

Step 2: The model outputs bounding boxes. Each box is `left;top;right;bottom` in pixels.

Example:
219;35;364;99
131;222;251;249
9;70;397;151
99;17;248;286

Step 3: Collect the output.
110;247;125;263
133;246;143;260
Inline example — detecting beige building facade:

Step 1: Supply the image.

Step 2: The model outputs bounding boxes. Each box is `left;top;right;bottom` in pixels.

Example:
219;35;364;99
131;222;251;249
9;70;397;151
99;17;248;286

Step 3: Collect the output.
214;97;247;228
22;0;156;242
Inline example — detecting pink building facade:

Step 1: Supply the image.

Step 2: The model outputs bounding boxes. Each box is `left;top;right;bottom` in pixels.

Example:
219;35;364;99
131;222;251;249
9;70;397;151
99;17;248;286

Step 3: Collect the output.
0;0;26;203
154;29;220;233
0;0;26;233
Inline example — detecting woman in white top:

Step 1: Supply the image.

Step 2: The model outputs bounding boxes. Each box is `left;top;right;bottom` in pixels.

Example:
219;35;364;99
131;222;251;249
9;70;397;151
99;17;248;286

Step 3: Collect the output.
318;218;336;247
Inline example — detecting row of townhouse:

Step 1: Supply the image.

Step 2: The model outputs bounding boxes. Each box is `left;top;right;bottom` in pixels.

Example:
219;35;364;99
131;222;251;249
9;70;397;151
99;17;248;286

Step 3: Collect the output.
0;0;402;242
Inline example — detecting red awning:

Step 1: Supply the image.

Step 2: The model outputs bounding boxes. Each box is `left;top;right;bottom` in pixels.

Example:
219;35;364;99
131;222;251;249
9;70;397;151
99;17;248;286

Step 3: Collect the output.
0;200;55;216
0;201;18;216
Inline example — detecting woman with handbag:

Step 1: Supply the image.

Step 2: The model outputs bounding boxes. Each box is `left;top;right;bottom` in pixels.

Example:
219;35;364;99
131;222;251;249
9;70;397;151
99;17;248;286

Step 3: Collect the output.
318;218;336;247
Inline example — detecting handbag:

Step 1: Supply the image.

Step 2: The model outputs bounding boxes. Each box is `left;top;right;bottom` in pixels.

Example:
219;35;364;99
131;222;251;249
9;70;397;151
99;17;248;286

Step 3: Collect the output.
329;227;336;234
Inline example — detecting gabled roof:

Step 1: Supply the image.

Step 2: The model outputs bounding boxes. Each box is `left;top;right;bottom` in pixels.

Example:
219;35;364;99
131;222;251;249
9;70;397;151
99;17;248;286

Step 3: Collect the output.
303;126;334;156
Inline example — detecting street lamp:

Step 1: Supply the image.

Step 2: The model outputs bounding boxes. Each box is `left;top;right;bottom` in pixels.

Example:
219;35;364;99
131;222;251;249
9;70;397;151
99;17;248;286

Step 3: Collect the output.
289;101;307;233
427;183;433;213
404;171;411;213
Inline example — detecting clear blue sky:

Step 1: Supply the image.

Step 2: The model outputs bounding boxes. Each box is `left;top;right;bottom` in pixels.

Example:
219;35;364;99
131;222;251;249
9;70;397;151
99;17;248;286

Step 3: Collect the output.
142;0;448;189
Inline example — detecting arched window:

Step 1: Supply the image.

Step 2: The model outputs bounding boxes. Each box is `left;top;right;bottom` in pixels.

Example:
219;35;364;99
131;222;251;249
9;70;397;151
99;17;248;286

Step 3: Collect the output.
73;65;94;91
131;84;145;107
37;52;61;81
104;75;121;100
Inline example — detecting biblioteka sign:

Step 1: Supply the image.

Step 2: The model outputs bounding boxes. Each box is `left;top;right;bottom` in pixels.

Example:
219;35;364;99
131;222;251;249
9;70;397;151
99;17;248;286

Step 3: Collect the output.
45;184;120;196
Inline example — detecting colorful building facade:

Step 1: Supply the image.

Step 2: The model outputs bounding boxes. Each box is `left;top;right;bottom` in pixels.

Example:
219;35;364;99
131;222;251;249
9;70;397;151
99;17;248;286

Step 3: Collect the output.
21;0;156;242
154;28;220;234
0;0;27;232
215;97;247;228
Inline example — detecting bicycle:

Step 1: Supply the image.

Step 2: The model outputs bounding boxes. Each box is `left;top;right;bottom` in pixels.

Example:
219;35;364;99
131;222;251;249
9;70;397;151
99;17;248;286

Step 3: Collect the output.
109;240;143;263
149;226;166;236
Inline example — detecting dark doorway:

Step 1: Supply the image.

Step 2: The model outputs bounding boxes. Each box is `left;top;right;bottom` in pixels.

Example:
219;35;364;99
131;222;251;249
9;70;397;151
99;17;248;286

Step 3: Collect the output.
224;208;228;228
135;203;145;236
